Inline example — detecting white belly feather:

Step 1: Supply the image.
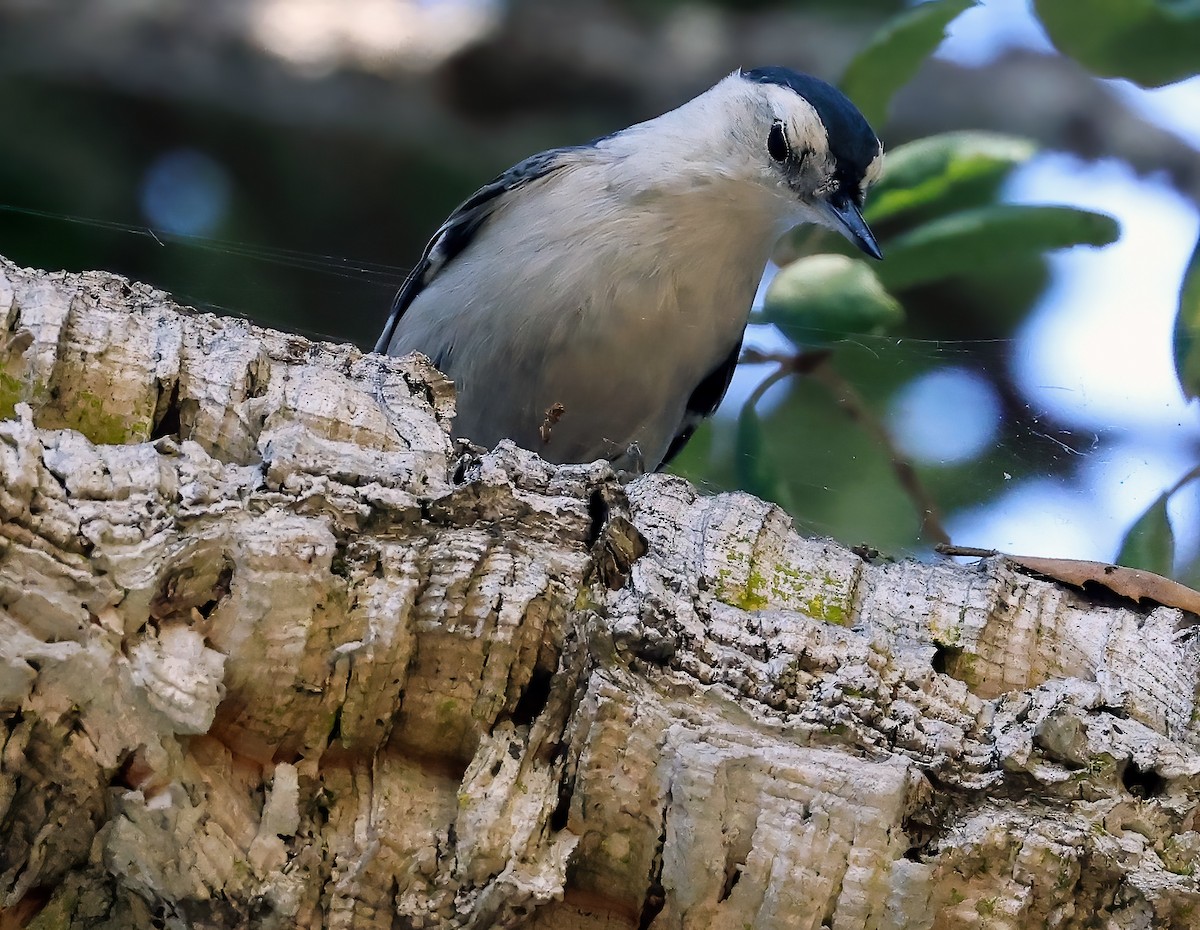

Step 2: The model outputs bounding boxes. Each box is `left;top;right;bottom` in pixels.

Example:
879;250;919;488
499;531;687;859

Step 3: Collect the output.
388;164;781;468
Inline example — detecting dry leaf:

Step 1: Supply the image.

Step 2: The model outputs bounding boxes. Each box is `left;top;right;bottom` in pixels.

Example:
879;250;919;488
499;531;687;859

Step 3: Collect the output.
1008;554;1200;619
937;545;1200;621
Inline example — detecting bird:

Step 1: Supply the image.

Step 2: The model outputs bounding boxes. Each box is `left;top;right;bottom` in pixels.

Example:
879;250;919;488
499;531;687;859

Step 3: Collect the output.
375;66;883;473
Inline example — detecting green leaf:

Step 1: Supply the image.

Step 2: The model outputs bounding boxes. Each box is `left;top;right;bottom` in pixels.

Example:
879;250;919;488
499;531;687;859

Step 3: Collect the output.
762;254;905;347
1116;493;1176;575
736;400;789;508
1172;233;1200;398
840;0;976;126
1034;0;1200;87
865;132;1037;226
877;204;1120;292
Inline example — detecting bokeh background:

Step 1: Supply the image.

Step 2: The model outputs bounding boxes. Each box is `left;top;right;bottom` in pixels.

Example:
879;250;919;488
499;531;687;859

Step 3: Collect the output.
1;0;1198;578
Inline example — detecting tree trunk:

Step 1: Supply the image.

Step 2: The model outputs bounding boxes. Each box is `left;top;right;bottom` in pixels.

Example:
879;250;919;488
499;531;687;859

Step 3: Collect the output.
0;254;1198;929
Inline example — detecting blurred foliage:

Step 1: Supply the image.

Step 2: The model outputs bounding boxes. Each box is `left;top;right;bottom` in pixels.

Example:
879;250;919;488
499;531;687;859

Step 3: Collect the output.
864;132;1036;226
1174;235;1200;399
0;77;553;348
678;110;1119;551
841;0;975;127
1116;492;1176;576
1035;0;1200;87
735;388;793;512
678;0;1200;582
877;204;1118;291
616;0;907;15
762;255;903;346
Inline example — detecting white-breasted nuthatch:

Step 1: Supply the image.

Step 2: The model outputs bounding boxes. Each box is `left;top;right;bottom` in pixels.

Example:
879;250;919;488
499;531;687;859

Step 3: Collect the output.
376;67;883;472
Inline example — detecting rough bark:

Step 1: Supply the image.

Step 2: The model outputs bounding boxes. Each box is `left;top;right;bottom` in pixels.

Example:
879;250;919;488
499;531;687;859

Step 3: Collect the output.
0;253;1199;929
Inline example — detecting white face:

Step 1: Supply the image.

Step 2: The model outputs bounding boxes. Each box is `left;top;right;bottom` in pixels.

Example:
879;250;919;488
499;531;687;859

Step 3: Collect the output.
611;71;883;246
756;82;882;201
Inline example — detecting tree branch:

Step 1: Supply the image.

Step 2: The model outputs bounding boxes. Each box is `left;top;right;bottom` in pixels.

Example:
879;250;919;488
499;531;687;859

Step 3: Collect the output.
1;255;1198;928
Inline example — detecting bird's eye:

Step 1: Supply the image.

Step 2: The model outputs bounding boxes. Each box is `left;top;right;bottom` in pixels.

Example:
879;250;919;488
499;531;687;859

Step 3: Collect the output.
767;122;789;163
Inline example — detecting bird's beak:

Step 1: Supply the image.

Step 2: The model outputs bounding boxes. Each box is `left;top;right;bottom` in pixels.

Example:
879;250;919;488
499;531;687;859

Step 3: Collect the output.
823;196;882;260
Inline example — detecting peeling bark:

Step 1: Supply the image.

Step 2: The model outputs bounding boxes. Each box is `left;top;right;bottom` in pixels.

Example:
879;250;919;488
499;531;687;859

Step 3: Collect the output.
0;254;1199;929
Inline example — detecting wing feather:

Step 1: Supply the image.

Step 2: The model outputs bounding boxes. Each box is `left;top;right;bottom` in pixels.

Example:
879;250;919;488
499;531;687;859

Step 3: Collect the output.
373;147;583;354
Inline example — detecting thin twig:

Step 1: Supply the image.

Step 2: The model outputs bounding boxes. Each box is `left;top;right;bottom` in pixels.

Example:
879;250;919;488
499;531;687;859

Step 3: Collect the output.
1166;463;1200;498
806;357;953;548
744;364;794;410
935;544;996;558
739;346;951;547
739;347;831;374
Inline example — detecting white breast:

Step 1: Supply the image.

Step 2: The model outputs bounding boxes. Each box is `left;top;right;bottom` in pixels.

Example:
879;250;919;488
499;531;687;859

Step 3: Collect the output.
390;156;787;468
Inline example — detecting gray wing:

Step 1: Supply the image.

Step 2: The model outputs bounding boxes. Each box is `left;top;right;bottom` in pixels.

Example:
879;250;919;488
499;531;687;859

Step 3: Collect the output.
373;146;586;355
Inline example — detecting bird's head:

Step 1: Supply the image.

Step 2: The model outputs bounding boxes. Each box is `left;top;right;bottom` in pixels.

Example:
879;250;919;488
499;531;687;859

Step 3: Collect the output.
724;67;884;260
